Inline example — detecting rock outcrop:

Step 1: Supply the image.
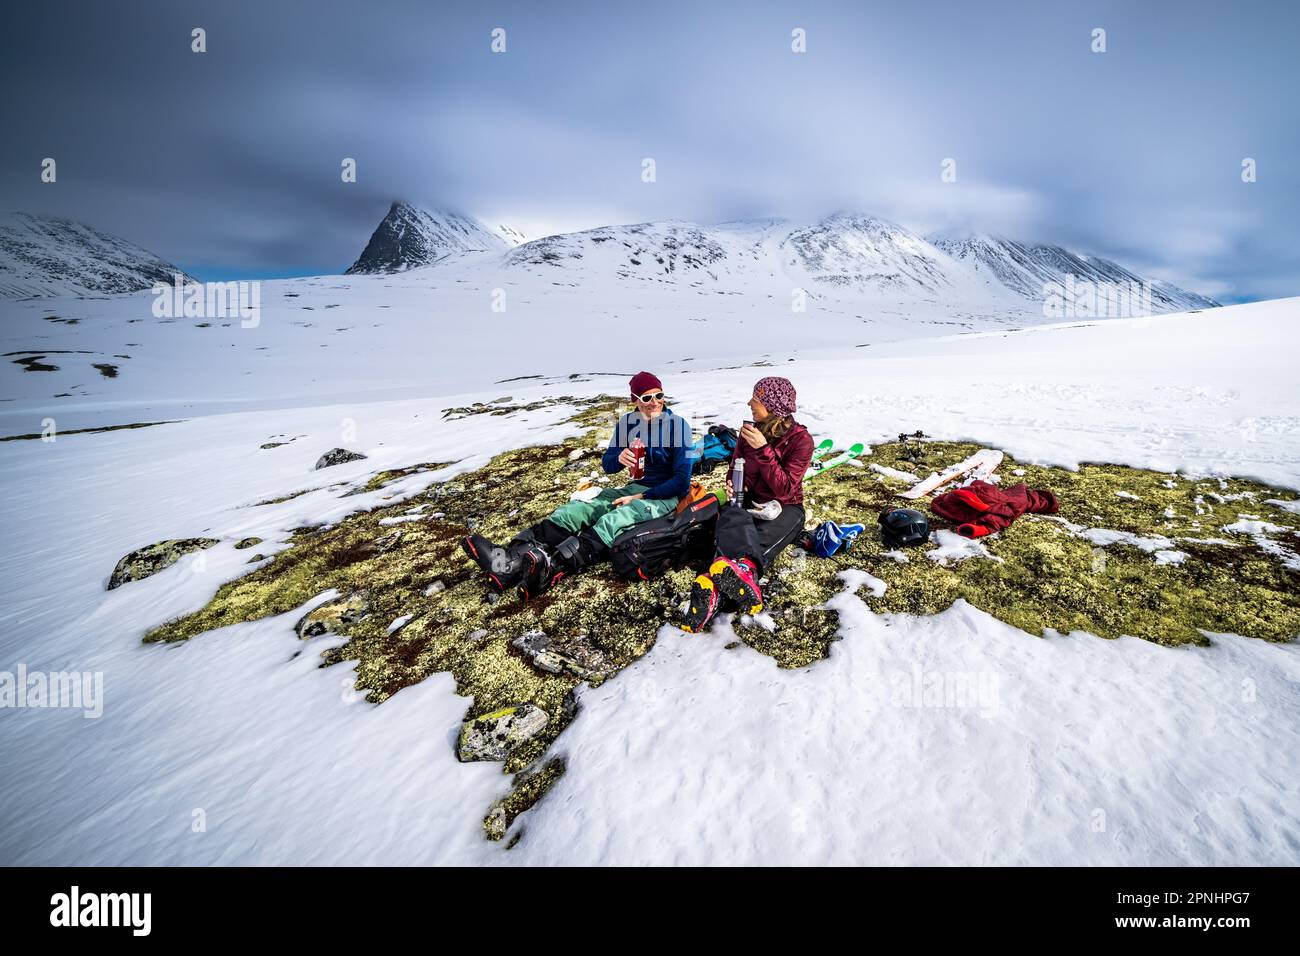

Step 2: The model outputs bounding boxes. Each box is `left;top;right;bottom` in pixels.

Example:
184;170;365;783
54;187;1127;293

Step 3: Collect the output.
107;538;220;590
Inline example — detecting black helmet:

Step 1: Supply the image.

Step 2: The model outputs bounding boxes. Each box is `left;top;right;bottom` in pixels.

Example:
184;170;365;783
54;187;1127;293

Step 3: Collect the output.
878;508;930;548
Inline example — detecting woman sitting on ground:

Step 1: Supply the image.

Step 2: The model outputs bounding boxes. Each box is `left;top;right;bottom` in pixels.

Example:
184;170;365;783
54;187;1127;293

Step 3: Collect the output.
462;371;694;599
681;376;813;633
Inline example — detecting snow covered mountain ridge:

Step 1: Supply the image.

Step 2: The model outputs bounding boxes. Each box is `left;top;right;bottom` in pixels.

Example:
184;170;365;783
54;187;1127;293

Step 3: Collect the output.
0;203;1220;313
930;233;1218;312
0;212;194;299
351;203;1220;312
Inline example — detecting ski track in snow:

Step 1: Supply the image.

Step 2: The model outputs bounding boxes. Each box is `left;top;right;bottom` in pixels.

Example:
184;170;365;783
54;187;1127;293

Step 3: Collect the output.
0;297;1298;864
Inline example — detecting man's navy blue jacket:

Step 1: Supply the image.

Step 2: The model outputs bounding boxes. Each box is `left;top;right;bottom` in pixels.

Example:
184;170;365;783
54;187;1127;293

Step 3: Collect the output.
601;407;694;500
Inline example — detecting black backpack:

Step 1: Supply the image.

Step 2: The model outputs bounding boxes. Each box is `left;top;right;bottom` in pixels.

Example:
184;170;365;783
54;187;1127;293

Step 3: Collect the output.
609;492;721;581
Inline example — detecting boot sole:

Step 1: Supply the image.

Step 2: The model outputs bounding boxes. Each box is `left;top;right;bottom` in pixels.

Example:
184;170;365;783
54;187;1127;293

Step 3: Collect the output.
519;569;562;601
710;558;763;615
679;575;719;633
517;549;556;601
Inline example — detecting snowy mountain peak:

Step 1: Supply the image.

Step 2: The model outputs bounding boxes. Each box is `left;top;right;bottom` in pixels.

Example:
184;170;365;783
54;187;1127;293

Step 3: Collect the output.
782;213;961;295
817;211;906;233
0;211;193;299
494;223;528;246
345;202;510;274
504;219;731;279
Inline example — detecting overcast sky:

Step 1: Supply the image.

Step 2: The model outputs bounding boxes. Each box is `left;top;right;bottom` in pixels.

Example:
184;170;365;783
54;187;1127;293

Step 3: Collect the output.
2;0;1295;301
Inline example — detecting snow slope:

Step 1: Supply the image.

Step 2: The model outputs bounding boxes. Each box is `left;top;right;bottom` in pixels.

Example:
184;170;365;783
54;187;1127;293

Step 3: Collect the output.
0;256;1034;435
932;234;1220;312
507;602;1296;865
0;212;193;299
1;297;1297;865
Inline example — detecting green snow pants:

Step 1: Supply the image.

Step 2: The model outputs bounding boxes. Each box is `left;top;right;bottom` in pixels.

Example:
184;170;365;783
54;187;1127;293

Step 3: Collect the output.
546;483;680;548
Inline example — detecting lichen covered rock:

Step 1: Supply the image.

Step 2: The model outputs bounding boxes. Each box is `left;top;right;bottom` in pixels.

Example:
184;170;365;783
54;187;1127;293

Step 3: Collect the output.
315;447;367;469
107;538;220;590
458;703;549;762
512;630;616;683
294;591;371;639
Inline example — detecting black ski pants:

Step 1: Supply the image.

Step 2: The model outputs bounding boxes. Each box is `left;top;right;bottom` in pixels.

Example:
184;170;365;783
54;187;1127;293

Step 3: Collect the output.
713;502;806;577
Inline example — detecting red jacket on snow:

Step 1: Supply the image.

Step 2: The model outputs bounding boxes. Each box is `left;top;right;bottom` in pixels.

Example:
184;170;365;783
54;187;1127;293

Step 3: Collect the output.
930;479;1059;538
730;421;814;507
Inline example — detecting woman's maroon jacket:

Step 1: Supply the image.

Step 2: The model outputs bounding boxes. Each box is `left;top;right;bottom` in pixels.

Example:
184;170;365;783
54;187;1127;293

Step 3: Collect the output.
730;422;815;507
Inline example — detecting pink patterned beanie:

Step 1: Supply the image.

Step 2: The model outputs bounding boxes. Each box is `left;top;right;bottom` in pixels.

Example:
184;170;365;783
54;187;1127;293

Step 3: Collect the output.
754;376;797;417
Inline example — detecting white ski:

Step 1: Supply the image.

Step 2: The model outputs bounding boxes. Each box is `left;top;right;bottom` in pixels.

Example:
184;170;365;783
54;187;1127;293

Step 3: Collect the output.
898;449;1004;500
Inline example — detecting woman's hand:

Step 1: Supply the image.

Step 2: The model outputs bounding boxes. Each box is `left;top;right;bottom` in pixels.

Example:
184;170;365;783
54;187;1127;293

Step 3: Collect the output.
617;447;638;469
740;423;767;449
612;493;644;507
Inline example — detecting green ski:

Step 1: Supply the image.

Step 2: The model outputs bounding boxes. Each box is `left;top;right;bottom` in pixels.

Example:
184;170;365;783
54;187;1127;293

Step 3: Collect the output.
808;438;835;465
805;442;865;481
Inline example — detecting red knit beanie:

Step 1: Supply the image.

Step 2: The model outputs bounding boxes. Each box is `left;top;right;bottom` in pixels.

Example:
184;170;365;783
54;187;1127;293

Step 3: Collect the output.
629;371;663;397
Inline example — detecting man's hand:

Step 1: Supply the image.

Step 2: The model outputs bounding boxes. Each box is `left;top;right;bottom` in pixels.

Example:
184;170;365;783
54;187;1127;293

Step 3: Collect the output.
726;478;734;499
612;493;644;507
617;447;638;469
740;423;767;449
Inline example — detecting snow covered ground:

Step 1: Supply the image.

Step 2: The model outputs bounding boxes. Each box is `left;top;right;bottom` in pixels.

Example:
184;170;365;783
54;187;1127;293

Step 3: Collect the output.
0;268;1035;434
1;296;1297;865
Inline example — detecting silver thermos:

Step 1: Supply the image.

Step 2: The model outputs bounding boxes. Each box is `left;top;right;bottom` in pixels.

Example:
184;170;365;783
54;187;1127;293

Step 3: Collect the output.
729;457;745;507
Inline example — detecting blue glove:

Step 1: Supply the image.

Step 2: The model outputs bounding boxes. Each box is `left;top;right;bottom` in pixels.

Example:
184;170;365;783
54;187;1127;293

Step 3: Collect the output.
838;523;866;551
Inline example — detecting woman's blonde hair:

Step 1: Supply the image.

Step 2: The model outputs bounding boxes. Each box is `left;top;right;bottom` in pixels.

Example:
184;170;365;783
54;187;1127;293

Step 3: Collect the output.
758;415;791;440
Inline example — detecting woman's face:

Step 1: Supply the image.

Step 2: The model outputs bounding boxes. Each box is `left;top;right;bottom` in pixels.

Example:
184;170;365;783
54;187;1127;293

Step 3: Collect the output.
747;392;770;422
635;387;665;420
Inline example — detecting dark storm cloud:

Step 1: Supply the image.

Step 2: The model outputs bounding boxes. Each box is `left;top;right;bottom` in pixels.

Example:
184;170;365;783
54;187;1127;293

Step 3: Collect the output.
1;0;1295;300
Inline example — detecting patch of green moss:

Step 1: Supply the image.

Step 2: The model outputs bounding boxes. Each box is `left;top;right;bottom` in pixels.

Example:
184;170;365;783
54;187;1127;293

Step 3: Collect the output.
360;460;458;493
797;439;1300;646
441;395;591;421
1;420;180;442
138;410;1300;841
484;758;566;841
252;488;314;506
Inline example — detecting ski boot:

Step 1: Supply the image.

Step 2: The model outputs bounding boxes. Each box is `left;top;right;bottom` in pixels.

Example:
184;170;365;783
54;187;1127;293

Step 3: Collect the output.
461;530;536;593
710;556;763;615
518;532;605;601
